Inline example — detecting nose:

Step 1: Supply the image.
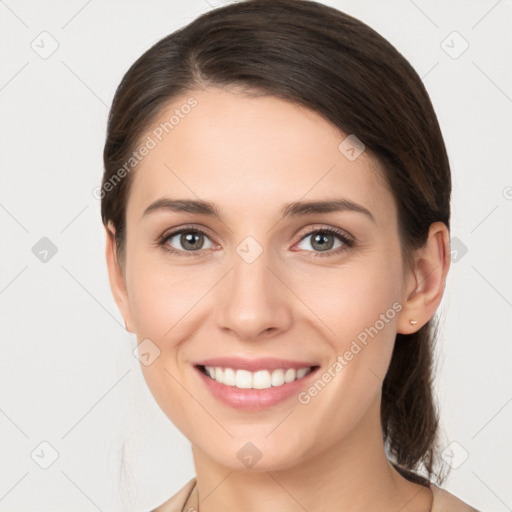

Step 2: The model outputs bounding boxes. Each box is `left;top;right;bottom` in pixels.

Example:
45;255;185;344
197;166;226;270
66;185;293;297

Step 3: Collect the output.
215;246;293;341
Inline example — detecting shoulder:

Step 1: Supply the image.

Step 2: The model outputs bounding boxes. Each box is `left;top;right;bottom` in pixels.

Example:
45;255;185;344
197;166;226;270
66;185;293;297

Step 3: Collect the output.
430;483;481;512
148;478;483;512
149;478;196;512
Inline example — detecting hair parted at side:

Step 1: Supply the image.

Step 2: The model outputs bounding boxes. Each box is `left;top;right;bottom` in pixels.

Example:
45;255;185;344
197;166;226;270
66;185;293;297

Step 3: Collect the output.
102;0;451;486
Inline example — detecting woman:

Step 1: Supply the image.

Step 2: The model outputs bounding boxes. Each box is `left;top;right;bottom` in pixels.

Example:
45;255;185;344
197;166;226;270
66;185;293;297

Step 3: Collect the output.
101;0;480;510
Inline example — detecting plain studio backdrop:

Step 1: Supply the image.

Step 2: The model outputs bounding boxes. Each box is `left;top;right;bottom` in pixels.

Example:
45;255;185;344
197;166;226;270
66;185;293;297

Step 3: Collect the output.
0;1;511;511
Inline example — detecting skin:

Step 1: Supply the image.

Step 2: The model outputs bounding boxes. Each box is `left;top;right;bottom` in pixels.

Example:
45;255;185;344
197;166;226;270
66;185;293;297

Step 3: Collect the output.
105;86;450;512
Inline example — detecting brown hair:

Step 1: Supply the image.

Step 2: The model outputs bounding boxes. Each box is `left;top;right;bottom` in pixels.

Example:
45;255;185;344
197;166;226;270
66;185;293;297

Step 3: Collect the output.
102;0;450;485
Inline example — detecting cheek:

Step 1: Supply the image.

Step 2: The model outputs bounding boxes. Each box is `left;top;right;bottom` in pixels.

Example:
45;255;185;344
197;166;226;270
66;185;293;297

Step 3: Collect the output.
125;258;203;433
126;248;202;341
293;256;403;351
289;255;404;423
125;253;212;408
290;268;401;452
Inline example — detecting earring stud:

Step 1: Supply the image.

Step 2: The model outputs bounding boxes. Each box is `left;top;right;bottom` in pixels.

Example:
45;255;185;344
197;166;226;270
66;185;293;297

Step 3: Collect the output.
410;319;417;326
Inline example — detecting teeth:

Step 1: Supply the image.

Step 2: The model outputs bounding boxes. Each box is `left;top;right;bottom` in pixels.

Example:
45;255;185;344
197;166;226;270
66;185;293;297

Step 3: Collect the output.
253;370;271;389
271;369;285;387
203;366;313;389
296;367;309;379
236;369;253;389
284;368;296;383
223;367;236;386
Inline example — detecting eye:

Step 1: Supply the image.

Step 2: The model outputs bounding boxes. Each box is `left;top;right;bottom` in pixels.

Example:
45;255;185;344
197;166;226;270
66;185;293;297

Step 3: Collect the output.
160;227;215;256
157;225;354;258
294;227;354;256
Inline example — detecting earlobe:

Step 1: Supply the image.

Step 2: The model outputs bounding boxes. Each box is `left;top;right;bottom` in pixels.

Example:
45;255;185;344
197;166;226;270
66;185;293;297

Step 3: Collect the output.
104;222;135;333
397;222;451;334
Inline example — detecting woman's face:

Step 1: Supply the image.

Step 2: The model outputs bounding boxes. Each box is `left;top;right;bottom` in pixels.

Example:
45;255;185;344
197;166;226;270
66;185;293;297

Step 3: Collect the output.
110;87;418;471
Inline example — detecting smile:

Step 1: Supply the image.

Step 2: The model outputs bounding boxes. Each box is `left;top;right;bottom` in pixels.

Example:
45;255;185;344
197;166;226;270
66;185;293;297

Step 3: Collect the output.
194;358;320;410
199;365;314;389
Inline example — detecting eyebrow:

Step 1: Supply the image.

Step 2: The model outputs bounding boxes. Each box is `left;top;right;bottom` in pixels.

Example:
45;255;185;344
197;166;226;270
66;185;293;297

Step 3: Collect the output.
141;197;376;223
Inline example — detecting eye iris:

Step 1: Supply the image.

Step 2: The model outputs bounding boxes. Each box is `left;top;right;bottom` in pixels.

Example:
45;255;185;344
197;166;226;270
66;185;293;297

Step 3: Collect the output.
311;232;334;251
181;231;203;251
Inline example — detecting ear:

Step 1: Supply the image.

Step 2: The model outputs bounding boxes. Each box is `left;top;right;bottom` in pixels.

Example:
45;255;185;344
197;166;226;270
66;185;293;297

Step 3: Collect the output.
105;221;135;333
396;222;451;334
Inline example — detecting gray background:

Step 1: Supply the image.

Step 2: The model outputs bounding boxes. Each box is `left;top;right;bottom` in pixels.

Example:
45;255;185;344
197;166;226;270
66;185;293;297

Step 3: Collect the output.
1;0;511;511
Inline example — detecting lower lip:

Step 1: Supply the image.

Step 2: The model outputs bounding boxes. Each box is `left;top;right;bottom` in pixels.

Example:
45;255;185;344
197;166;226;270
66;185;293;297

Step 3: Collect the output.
195;366;319;410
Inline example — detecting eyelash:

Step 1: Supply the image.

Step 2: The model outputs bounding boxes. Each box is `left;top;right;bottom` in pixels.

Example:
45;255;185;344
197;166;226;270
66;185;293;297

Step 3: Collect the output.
157;225;355;259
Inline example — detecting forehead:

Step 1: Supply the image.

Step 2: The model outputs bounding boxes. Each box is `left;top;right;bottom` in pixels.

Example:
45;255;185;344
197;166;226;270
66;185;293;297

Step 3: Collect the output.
126;87;394;222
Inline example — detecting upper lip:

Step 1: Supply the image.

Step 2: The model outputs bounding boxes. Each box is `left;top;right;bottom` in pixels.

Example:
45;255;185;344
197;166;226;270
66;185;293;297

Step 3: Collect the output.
195;357;318;372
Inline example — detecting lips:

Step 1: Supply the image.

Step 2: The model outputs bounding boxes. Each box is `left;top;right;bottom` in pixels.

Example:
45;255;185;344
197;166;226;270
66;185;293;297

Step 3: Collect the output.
194;357;320;410
195;357;318;372
199;365;314;389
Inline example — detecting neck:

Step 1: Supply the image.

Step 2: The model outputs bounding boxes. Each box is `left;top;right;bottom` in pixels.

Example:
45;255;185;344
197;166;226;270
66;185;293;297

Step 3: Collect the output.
191;399;433;512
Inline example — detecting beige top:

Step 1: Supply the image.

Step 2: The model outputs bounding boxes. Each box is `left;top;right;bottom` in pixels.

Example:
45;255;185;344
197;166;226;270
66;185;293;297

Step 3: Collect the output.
151;477;481;512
